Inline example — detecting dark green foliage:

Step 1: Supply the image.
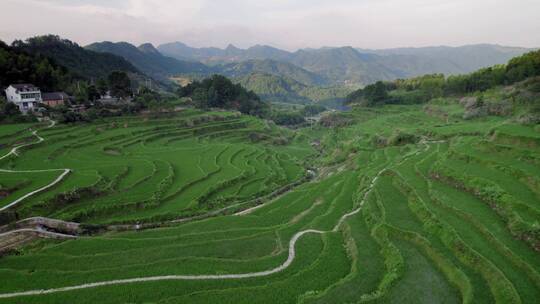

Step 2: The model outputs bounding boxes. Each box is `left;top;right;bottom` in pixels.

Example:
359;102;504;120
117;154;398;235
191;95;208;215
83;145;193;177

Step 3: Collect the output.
271;111;306;126
0;40;71;91
56;107;88;123
347;50;540;106
0;96;36;123
505;50;540;83
236;73;311;104
445;50;540;94
13;35;139;80
220;59;326;86
134;87;162;106
302;104;327;116
108;71;132;98
319;112;354;127
96;78;108;95
178;75;269;117
237;72;351;105
347;81;389;106
86;42;209;81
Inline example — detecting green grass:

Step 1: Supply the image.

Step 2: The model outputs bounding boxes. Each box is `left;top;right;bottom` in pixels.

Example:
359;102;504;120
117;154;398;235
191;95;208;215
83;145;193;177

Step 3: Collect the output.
0;104;538;303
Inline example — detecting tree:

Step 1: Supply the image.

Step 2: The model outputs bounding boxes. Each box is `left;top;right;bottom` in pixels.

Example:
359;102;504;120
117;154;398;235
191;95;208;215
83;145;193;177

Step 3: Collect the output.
87;85;100;101
108;71;131;98
177;74;269;117
96;78;108;96
302;104;327;116
347;81;390;106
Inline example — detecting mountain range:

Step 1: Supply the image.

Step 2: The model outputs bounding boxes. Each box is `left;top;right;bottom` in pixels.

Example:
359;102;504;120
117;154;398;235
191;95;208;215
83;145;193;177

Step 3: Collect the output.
8;35;534;105
158;42;532;85
13;35;140;80
86;42;210;82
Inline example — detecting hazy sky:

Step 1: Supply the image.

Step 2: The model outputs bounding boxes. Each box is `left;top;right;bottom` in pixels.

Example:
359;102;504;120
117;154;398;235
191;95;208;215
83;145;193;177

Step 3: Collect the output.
1;0;539;50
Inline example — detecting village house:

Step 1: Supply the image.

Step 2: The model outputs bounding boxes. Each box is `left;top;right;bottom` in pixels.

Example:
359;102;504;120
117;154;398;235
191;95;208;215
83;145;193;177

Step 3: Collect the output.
97;91;119;104
41;92;70;107
4;84;42;113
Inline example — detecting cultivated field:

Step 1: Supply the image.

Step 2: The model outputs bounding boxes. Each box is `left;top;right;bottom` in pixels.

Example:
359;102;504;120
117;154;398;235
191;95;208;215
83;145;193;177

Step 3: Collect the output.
0;105;538;303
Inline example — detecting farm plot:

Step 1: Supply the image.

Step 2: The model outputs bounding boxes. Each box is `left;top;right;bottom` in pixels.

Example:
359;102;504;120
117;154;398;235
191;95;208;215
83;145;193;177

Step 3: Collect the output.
0;105;538;303
0;110;309;224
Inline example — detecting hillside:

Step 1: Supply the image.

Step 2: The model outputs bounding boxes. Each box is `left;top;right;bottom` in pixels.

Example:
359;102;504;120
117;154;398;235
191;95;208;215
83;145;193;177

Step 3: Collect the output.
0;49;539;303
0;40;71;91
158;42;532;86
12;35;140;80
237;73;310;104
158;42;291;64
86;41;210;81
237;72;353;105
218;59;326;86
358;44;532;74
347;50;540;111
290;47;400;85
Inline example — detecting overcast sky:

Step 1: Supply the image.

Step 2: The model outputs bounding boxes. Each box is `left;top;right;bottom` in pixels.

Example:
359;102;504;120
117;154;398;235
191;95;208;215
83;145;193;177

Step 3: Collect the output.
1;0;539;50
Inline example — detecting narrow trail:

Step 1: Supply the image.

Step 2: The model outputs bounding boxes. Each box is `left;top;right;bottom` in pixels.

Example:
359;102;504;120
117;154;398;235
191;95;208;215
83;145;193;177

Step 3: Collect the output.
0;228;78;240
0;121;71;212
0;143;423;299
0;121;53;161
0;128;437;299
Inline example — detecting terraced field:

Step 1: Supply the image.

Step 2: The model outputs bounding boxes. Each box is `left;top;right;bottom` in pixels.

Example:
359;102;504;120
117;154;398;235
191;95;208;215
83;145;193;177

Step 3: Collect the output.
0;105;538;303
0;110;309;225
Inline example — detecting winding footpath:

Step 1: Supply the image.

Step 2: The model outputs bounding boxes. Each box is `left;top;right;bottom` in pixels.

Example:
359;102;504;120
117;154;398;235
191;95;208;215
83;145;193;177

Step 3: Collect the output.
0;164;389;299
0;121;71;212
0;128;435;300
0;227;77;240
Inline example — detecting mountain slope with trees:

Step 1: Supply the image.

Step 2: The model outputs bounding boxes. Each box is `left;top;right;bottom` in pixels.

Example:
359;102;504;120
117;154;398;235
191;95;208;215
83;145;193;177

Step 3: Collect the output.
178;74;269;116
0;40;72;91
158;42;532;86
13;35;141;80
347;50;540;121
218;59;326;86
237;73;353;105
86;41;210;81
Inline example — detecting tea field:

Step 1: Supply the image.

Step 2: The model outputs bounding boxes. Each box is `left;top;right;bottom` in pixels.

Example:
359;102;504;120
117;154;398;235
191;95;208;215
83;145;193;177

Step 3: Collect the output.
0;105;538;303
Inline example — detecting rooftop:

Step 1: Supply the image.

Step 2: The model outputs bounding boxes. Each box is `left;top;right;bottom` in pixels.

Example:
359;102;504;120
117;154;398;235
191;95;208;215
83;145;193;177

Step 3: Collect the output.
11;84;39;91
42;92;69;101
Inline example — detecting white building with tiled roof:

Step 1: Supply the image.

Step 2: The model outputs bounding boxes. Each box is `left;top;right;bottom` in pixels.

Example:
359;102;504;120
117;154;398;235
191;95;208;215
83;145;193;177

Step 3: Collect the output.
4;84;42;113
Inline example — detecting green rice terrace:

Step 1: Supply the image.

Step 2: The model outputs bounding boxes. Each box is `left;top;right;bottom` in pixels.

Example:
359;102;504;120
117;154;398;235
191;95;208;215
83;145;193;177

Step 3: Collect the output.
0;104;539;303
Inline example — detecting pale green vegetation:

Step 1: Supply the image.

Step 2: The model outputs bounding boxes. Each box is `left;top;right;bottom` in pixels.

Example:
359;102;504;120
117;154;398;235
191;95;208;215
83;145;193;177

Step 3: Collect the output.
0;93;538;304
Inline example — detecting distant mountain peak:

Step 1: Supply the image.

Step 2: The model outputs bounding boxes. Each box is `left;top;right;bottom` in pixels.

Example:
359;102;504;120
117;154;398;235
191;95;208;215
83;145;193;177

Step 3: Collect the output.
138;43;160;55
226;44;240;51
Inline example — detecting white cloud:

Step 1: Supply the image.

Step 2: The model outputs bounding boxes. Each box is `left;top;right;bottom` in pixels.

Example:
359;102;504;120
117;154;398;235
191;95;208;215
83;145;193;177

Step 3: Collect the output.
0;0;538;49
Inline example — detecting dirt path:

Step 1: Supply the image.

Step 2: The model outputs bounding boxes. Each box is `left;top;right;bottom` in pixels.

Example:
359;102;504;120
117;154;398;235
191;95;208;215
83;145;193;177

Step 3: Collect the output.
0;121;71;212
0;121;54;161
0;228;78;240
0;164;389;299
0;130;436;300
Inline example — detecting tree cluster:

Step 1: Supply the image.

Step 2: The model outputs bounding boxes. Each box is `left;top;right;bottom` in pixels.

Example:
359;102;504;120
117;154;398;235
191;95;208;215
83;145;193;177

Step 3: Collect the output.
0;40;71;91
347;50;540;106
178;75;269;117
0;96;36;123
12;35;138;80
271;111;305;126
301;104;327;116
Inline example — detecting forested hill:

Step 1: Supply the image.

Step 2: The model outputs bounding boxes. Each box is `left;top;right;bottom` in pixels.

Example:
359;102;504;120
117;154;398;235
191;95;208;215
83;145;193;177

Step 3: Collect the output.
178;74;269;117
217;59;327;86
236;73;353;105
158;42;532;86
12;35;141;80
86;41;210;81
347;49;540;109
0;40;72;91
357;44;533;75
